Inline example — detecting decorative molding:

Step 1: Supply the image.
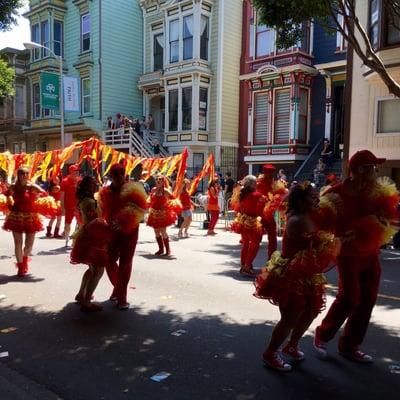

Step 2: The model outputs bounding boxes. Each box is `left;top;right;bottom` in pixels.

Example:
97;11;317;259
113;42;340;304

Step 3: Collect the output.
73;0;92;14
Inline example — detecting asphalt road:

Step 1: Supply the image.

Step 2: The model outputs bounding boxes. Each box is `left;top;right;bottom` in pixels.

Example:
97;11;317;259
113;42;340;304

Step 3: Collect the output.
0;216;399;400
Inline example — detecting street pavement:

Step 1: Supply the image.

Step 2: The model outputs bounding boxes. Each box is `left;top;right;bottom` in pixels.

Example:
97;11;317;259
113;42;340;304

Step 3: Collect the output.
0;216;399;400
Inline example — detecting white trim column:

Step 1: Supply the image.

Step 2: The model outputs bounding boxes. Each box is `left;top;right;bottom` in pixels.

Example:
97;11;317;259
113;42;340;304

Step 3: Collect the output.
192;74;200;130
321;70;332;139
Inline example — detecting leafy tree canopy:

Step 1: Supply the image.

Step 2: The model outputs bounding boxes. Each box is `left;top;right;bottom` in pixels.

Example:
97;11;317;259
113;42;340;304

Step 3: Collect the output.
0;0;23;32
0;58;15;99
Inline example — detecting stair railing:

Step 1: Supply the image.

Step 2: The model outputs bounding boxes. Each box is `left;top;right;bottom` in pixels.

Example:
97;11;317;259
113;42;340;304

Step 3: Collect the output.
293;138;324;182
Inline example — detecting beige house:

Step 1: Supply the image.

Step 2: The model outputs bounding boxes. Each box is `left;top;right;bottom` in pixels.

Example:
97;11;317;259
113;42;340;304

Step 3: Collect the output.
348;0;400;186
139;0;242;176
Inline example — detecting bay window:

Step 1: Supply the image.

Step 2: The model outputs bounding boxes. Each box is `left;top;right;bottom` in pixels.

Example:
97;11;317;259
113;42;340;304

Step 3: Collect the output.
183;15;193;60
169;19;179;63
182;87;192;130
200;15;209;60
54;20;63;57
169;90;178;131
256;24;274;57
40;21;49;57
31;24;40;60
199;87;208;130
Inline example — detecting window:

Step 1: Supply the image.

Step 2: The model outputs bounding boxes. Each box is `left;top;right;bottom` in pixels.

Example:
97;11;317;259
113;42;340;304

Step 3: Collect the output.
377;98;400;134
274;90;290;143
15;85;25;118
160;96;165;131
54;20;63;57
31;24;40;60
169;89;178;131
169;19;179;63
370;0;380;49
298;89;308;143
41;21;49;57
256;24;274;57
299;23;311;53
183;15;193;60
336;14;348;51
387;13;400;45
153;33;164;71
33;83;41;119
200;15;209;60
249;18;254;58
81;78;91;114
199;87;208;130
182;87;192;130
254;92;269;144
81;14;90;52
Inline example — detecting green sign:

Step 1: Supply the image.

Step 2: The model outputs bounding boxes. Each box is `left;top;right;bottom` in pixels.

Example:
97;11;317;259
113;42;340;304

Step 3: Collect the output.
40;72;59;110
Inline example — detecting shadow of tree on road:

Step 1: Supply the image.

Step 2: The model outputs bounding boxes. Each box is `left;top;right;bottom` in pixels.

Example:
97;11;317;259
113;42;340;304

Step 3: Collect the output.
0;303;398;400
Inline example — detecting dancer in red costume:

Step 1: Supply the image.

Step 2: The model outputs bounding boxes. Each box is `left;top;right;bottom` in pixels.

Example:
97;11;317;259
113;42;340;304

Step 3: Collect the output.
147;174;180;256
255;182;339;371
178;178;195;238
230;175;265;277
71;176;110;312
206;178;220;235
99;164;147;309
46;177;63;238
256;164;288;259
60;164;81;245
314;150;399;363
3;167;46;276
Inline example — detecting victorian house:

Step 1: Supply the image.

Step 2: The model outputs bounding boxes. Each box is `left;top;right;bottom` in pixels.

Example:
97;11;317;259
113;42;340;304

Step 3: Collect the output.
346;0;400;186
139;0;242;176
23;0;143;151
238;0;347;177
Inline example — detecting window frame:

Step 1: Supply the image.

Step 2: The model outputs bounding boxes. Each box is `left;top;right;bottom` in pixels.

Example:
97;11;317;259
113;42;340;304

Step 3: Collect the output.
182;14;194;60
272;88;291;145
252;90;270;145
168;88;179;131
81;77;91;115
81;13;91;53
53;20;63;57
32;83;41;120
199;86;208;131
40;20;50;58
169;18;180;63
181;85;193;130
31;23;40;60
374;95;400;136
200;14;210;61
256;24;275;58
297;87;309;144
152;31;164;72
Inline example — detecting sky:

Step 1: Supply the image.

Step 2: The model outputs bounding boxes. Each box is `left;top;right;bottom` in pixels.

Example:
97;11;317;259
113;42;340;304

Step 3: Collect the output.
0;2;30;50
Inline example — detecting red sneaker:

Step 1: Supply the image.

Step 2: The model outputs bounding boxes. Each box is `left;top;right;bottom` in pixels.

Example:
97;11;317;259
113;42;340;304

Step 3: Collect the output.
262;350;292;372
282;344;305;361
339;349;373;363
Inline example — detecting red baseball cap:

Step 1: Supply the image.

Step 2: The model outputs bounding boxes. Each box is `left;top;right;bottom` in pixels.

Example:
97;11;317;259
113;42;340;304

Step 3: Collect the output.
68;164;79;173
349;150;385;173
262;164;276;172
110;163;125;176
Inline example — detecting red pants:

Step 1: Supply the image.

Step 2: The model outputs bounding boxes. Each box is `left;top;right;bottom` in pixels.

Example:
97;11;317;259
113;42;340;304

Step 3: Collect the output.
106;227;139;305
263;217;277;259
208;210;219;231
317;254;381;351
240;232;262;267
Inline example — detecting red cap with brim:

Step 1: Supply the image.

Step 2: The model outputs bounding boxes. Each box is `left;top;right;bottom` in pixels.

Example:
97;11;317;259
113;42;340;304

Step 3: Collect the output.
69;164;79;173
110;163;126;176
262;164;276;172
349;150;385;173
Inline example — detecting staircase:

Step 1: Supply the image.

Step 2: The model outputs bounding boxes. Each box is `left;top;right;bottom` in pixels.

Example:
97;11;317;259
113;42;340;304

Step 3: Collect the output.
102;127;169;158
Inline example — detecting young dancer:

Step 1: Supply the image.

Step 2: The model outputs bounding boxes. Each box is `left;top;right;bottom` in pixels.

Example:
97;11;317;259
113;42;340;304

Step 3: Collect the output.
46;177;63;238
178;178;195;238
206;179;220;235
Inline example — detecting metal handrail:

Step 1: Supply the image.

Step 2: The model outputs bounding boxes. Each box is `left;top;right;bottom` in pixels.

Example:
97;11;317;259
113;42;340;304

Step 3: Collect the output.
293;138;323;181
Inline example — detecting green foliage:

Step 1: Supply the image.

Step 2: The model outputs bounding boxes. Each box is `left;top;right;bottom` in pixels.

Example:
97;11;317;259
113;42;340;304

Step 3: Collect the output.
0;58;15;99
0;0;23;31
253;0;335;49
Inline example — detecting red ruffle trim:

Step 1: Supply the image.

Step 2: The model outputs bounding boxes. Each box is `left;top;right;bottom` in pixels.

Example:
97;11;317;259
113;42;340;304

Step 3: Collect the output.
3;211;43;233
147;208;178;228
70;218;112;266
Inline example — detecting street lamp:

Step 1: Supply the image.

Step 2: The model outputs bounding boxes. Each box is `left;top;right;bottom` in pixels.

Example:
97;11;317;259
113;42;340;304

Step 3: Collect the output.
24;41;65;149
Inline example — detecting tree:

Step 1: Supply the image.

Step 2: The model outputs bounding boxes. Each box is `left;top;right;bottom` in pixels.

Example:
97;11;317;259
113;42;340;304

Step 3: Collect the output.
0;0;23;32
253;0;400;98
0;58;15;99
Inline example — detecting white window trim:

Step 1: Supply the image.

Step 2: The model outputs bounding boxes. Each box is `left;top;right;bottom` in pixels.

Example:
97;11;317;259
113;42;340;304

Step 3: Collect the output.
165;6;211;66
81;13;90;53
198;84;210;132
374;95;400;136
81;77;91;115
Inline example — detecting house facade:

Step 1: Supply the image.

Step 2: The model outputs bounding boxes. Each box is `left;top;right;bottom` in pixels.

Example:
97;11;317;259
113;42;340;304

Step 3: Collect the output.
347;0;400;186
23;0;143;151
0;48;30;153
139;0;242;176
238;0;347;177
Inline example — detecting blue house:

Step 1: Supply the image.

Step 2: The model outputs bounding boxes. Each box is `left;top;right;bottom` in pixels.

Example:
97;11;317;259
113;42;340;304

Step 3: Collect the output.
23;0;143;151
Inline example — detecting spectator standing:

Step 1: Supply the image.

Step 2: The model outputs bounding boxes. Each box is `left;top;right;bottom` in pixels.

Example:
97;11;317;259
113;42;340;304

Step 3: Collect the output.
321;139;333;166
107;116;115;130
277;169;288;183
224;172;235;205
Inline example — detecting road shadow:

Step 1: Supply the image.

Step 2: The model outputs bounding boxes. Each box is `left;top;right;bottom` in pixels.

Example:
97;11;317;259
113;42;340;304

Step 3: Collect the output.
139;253;178;261
0;274;45;285
0;304;398;400
36;246;70;256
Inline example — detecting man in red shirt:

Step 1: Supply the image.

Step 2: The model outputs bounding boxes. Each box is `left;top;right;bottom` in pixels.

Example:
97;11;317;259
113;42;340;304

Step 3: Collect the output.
314;150;392;363
60;165;80;246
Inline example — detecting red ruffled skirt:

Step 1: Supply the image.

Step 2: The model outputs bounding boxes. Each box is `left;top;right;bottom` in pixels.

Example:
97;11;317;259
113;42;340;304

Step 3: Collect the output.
147;208;177;228
3;211;43;233
70;218;112;266
231;213;264;236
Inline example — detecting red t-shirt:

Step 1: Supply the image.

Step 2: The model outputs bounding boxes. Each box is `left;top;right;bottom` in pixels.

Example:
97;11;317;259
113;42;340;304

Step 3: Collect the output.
180;191;192;211
61;176;79;209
